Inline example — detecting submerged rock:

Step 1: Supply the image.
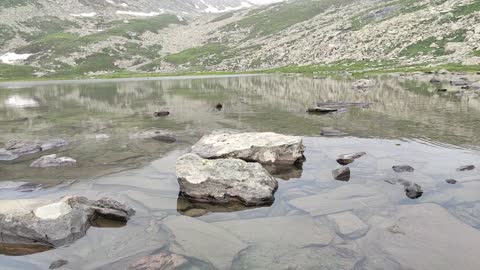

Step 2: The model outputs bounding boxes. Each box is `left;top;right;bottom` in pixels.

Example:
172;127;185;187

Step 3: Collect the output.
320;127;347;137
392;165;414;173
446;179;458;184
128;253;188;270
316;101;371;108
0;196;135;252
152;135;177;143
129;129;174;141
0;139;68;161
336;152;366;165
176;153;278;206
191;132;305;165
49;259;68;269
307;107;339;114
215;103;223;111
327;211;369;239
332;167;351;181
30;154;77;168
457;165;475;171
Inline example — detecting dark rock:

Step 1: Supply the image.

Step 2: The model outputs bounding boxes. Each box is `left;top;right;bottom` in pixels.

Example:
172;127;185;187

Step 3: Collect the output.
153;111;170;117
128;253;188;270
430;78;441;83
152;135;177;143
215;103;223;111
392;165;414;173
336;152;366;165
320;128;347;137
1;139;68;161
332;167;350;181
49;259;68;269
316;102;371;108
457;165;475;171
446;179;458;184
450;80;470;86
437;88;448;92
384;178;423;199
461;85;470;90
307;107;338;114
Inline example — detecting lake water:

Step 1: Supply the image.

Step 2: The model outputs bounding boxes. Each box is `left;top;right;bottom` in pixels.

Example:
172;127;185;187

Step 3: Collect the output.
0;74;479;269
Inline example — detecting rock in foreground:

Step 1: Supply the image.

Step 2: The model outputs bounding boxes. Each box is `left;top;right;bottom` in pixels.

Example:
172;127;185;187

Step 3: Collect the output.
191;132;305;165
332;167;351;181
176;153;278;206
0;196;135;252
30;154;77;168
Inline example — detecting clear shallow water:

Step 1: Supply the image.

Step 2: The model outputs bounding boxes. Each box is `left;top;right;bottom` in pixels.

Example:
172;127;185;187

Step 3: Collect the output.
0;74;480;269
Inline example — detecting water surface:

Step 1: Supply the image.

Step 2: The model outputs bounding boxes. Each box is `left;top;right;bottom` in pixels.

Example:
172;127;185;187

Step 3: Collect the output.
1;74;479;269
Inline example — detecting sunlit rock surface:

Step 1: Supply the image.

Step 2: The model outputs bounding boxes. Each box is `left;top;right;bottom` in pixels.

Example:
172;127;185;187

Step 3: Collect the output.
191;132;305;165
176;153;278;206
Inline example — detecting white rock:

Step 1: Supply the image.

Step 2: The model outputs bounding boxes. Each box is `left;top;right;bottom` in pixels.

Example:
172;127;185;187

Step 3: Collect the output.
30;154;77;168
191;132;305;165
34;201;72;220
327;211;369;239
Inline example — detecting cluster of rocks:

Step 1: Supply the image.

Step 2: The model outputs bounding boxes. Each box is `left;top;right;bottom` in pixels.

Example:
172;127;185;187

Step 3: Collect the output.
332;152;366;182
0;139;68;161
175;132;305;206
0;196;135;254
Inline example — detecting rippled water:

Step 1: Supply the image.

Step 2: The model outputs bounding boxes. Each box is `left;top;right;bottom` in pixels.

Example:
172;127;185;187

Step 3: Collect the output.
1;74;480;269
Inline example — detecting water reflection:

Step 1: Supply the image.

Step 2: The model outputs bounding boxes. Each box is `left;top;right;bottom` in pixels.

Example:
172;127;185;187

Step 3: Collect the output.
177;197;271;217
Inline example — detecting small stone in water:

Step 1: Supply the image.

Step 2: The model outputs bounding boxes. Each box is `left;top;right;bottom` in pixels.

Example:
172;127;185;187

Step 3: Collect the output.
152;135;176;143
437;88;447;92
336;152;366;165
392;165;414;173
404;182;423;199
457;165;475;171
153;111;170;117
446;179;457;184
49;259;68;269
215;103;223;111
332;167;350;181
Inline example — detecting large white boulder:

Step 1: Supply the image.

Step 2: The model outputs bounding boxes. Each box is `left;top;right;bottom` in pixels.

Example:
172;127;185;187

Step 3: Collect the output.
191;132;305;165
176;153;278;206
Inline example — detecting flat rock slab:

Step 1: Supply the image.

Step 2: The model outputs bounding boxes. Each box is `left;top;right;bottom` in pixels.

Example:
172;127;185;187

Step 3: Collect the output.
191;132;305;165
289;185;387;216
0;196;135;250
30;154;76;168
213;215;334;247
327;211;369;239
176;153;278;206
231;243;360;270
164;215;247;270
128;253;187;270
358;204;480;270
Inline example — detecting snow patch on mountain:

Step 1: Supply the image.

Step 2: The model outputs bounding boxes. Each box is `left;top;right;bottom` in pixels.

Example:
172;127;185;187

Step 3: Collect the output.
0;53;32;64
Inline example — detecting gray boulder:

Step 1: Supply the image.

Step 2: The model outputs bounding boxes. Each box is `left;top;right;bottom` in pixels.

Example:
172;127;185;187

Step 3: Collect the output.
30;154;77;168
128;253;188;270
0;196;135;251
0;149;18;161
191;132;305;165
176;153;278;206
332;167;350;181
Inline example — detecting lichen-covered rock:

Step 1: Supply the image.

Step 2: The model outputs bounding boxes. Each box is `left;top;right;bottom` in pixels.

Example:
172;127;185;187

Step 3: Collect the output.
30;154;77;168
0;196;135;252
176;153;278;206
191;132;305;165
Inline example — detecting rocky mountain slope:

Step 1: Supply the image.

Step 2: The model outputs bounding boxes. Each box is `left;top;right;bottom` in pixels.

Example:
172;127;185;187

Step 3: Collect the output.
1;0;480;79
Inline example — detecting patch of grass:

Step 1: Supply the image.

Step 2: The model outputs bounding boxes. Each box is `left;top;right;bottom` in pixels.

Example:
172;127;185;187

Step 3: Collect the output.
164;43;228;65
399;30;467;57
222;0;352;37
0;24;15;47
210;12;234;23
20;16;79;41
0;64;36;80
452;0;480;17
0;0;39;8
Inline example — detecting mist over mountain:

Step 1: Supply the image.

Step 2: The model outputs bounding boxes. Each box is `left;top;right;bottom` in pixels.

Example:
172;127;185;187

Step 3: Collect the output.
1;0;479;79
